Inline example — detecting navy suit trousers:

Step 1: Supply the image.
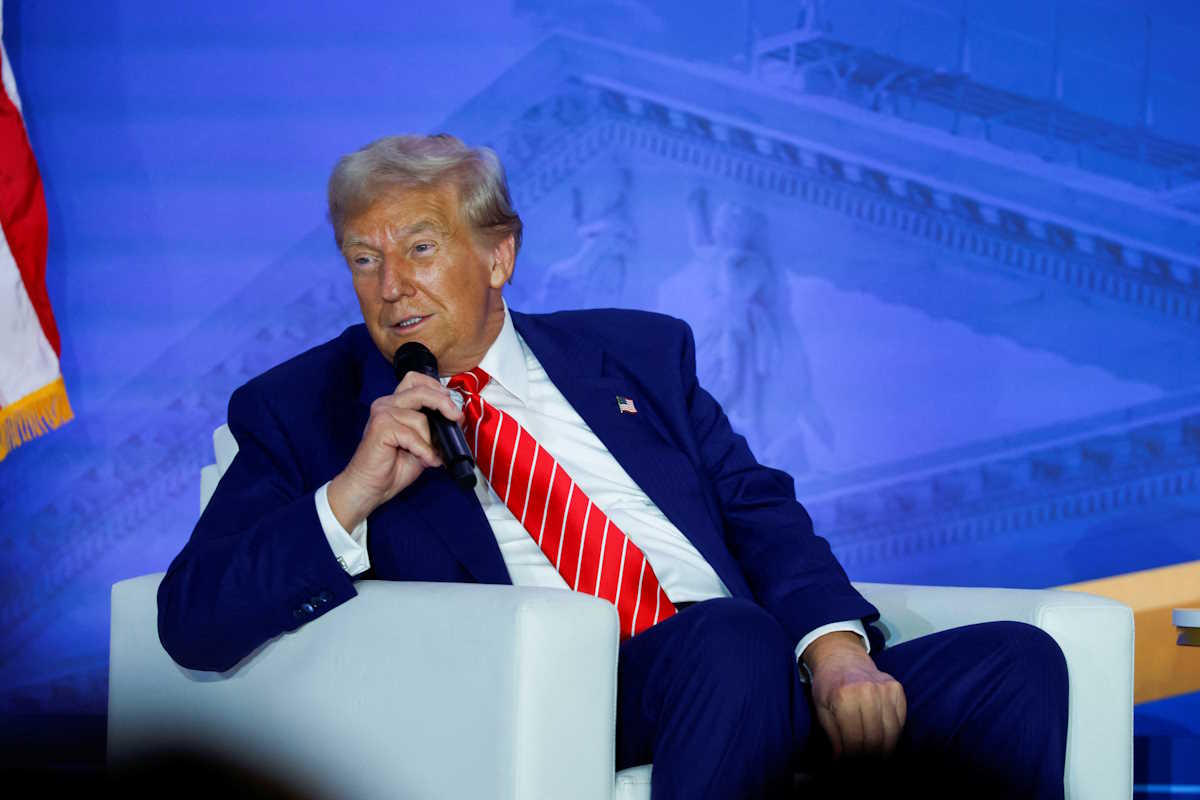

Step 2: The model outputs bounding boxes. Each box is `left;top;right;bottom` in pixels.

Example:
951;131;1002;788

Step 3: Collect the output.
614;598;1069;800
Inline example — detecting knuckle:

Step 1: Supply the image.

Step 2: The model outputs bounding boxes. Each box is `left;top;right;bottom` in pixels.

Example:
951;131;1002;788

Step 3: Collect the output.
410;385;435;403
837;683;866;703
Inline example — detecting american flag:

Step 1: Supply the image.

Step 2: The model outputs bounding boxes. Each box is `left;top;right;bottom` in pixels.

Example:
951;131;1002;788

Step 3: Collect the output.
0;14;72;461
616;395;637;415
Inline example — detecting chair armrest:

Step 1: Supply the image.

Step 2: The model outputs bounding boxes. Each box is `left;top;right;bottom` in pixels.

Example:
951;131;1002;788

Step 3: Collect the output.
109;575;620;800
199;464;219;514
853;582;1133;800
213;423;237;475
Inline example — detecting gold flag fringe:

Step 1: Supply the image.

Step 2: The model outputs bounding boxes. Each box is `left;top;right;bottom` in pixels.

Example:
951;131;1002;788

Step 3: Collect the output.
0;376;74;461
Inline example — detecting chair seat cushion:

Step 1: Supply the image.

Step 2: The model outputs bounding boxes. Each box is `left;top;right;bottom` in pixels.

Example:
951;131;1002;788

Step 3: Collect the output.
615;765;652;800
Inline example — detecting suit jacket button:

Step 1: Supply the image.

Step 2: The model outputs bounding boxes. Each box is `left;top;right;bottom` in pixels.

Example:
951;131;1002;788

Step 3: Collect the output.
301;602;316;615
318;591;332;603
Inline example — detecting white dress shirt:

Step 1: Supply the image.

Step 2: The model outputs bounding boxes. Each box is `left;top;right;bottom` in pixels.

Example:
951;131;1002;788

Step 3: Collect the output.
314;303;868;665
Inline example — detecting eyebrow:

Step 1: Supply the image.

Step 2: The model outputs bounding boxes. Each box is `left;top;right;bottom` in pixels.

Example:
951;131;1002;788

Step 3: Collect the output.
342;219;446;253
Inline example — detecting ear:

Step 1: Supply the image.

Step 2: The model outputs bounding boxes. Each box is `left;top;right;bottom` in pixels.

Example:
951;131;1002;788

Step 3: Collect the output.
487;234;516;289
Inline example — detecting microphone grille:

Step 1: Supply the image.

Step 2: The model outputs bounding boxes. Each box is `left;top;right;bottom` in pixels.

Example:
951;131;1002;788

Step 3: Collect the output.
393;341;438;379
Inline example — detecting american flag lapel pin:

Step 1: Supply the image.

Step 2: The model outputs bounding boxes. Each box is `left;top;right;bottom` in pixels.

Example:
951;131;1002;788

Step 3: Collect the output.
616;395;638;415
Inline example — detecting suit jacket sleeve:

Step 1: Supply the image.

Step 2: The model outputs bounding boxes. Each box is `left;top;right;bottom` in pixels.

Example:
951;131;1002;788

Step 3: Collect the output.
675;320;883;650
156;381;359;672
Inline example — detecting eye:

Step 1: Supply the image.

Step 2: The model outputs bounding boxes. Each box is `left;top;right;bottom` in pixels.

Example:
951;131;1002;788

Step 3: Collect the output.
412;241;436;255
349;253;378;270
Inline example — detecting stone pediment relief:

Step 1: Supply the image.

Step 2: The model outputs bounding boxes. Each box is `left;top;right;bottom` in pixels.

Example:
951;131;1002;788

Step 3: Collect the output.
444;36;1200;390
441;34;1200;566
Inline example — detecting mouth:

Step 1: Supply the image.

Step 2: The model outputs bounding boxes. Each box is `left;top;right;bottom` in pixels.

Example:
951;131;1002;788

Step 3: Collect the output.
388;314;432;336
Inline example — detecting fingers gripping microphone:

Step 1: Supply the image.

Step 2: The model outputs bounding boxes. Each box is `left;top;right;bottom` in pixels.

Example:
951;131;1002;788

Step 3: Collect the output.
393;342;477;490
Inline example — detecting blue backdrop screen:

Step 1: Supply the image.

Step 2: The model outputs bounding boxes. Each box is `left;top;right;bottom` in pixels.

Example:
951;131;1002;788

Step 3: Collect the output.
2;0;1198;783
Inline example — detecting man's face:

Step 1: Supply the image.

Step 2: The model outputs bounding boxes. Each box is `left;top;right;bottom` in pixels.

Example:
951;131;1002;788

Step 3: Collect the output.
341;184;514;375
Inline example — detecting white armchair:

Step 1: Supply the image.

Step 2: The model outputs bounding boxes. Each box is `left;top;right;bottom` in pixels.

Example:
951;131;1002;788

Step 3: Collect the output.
108;425;1134;799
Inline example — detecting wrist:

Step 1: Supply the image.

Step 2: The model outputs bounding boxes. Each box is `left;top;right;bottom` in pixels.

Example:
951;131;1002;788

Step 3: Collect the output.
327;471;375;532
801;630;870;674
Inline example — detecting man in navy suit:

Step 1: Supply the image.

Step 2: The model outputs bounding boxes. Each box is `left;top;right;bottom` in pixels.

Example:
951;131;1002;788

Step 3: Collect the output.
158;135;1068;799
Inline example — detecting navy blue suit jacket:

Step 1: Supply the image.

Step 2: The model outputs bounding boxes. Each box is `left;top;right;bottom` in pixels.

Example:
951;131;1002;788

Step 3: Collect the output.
158;308;881;672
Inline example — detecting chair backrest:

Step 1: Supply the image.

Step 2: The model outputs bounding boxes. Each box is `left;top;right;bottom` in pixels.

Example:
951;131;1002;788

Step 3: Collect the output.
200;424;239;514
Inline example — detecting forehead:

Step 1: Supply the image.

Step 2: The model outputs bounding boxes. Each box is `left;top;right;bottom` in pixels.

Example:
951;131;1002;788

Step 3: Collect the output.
343;183;463;244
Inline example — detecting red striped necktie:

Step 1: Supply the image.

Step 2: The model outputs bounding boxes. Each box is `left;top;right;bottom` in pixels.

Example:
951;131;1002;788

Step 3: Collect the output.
448;367;677;639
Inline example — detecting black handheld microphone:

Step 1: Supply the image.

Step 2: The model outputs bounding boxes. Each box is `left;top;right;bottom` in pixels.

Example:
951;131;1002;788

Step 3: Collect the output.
393;342;477;490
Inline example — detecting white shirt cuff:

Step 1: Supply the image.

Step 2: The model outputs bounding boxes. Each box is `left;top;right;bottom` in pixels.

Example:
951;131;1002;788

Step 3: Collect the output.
315;482;370;576
794;619;870;682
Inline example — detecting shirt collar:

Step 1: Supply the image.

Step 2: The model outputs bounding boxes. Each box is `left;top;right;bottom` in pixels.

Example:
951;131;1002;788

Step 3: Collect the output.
471;300;528;404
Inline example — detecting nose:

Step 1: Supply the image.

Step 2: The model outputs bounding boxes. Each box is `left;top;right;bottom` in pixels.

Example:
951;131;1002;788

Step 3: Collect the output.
379;258;415;302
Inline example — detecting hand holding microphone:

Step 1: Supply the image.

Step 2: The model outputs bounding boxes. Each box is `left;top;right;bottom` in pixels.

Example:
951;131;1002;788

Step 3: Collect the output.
392;341;477;490
326;342;474;532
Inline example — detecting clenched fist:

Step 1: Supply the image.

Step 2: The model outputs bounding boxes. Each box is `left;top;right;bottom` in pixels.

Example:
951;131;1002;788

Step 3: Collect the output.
803;631;907;760
326;371;463;531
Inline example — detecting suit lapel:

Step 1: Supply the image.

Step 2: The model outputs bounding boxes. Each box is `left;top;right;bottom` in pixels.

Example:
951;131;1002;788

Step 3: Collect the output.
381;470;512;585
354;333;510;585
511;313;719;555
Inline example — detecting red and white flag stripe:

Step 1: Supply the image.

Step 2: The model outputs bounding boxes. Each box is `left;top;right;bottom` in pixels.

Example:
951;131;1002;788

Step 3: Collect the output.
0;6;72;461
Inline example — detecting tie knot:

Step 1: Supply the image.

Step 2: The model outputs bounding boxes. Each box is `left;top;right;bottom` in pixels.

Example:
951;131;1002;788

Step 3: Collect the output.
448;367;491;398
